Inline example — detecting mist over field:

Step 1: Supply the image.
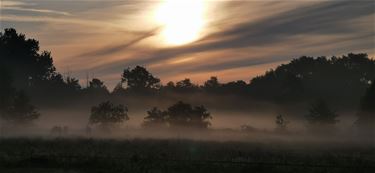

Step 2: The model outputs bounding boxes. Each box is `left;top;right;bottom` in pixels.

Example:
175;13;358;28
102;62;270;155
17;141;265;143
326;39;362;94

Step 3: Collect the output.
0;104;366;145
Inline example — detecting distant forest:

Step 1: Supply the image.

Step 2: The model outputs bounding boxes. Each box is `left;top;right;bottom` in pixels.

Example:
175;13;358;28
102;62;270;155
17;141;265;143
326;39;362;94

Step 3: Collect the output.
0;28;374;130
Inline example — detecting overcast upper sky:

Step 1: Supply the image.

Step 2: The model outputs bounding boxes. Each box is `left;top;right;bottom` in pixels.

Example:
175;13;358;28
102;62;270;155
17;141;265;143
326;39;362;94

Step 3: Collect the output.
1;0;374;89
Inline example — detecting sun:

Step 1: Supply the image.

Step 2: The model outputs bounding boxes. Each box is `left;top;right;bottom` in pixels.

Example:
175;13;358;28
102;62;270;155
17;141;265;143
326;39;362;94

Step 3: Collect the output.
154;0;206;46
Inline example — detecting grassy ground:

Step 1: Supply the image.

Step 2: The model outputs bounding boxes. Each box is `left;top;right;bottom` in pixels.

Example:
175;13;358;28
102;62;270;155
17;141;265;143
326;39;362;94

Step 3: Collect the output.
0;137;374;173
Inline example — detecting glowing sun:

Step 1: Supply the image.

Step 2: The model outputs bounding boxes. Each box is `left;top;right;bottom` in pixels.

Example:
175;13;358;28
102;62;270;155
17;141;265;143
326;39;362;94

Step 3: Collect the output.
155;0;206;46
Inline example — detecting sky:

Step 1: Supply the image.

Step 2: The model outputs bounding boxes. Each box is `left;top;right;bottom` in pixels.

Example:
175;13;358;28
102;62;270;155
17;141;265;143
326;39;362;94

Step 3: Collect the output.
1;0;374;89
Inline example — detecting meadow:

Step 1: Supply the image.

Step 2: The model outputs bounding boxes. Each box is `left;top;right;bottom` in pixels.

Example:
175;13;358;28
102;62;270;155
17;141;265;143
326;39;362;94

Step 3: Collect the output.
0;136;374;173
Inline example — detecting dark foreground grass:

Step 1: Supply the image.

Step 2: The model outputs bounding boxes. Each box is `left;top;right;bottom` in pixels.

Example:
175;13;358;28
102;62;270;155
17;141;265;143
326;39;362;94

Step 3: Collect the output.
0;137;374;173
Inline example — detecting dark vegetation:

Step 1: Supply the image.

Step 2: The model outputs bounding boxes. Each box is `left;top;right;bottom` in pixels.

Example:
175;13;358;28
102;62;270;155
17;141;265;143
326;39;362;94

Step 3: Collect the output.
1;28;374;108
143;101;212;129
356;81;375;135
89;101;129;131
0;64;39;126
1;28;373;129
249;54;374;105
305;99;339;131
0;138;374;173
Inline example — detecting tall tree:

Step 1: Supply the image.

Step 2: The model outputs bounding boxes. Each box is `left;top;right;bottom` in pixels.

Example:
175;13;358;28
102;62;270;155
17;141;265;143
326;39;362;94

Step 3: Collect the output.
174;78;199;93
203;76;221;93
0;28;58;88
176;78;196;89
85;78;109;96
0;28;82;105
122;66;160;91
204;76;220;88
65;76;81;91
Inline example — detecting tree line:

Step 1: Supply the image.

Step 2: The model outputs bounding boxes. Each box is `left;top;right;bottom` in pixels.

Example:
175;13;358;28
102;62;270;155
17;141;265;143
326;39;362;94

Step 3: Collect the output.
0;28;374;132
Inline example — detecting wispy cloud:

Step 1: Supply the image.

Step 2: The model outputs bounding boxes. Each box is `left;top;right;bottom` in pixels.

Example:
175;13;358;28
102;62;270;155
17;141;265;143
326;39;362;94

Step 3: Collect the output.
1;7;71;16
72;27;160;59
1;0;71;16
2;0;374;88
78;1;373;77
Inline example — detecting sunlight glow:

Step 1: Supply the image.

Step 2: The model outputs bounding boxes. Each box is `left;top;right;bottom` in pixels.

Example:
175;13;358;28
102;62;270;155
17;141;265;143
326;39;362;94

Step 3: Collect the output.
154;0;206;46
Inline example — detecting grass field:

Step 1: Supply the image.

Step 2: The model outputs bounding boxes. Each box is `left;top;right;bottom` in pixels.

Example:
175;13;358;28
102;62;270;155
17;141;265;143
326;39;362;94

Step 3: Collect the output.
0;137;374;173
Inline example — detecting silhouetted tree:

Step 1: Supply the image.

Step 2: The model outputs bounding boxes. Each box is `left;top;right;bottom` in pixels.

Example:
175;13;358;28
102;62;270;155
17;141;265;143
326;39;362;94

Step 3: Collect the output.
111;83;127;96
249;53;375;104
222;80;248;94
0;28;84;105
204;76;220;88
89;78;106;90
159;81;177;95
89;101;129;131
122;66;160;91
167;101;211;129
176;79;194;88
166;81;175;88
356;80;375;131
166;101;191;127
4;91;40;124
65;76;81;91
190;105;211;128
0;28;58;88
175;78;199;92
275;114;289;132
142;107;168;128
84;78;109;98
306;99;339;128
143;101;212;129
203;76;221;93
164;81;176;90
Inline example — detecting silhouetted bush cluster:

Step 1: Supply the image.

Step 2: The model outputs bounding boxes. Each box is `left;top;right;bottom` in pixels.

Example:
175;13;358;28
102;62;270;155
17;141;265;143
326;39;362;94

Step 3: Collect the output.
89;101;129;131
143;101;212;129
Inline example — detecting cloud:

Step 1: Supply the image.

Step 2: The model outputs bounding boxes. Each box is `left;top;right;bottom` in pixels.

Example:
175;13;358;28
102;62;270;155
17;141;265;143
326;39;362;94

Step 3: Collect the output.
1;0;71;16
1;7;71;16
71;27;160;59
76;1;374;77
3;0;373;88
148;1;374;62
0;15;129;30
199;1;374;49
